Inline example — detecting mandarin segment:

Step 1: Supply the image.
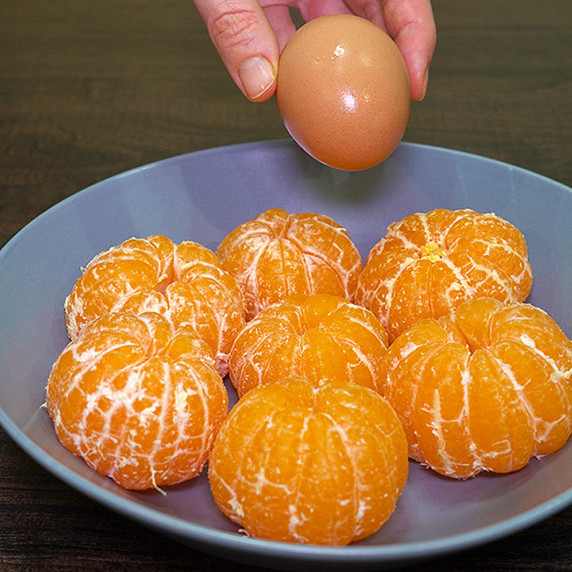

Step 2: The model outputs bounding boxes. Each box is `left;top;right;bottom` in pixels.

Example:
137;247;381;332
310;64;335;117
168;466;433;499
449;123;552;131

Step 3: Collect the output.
216;209;363;319
228;294;389;398
46;312;228;490
65;235;246;375
208;377;408;545
380;297;572;478
355;209;533;341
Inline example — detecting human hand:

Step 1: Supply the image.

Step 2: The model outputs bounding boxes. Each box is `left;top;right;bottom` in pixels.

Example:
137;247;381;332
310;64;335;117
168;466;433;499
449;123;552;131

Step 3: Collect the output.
193;0;436;102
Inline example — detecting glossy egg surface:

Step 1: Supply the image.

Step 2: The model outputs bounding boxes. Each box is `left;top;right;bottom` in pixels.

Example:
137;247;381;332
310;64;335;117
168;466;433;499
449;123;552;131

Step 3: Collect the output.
276;14;411;171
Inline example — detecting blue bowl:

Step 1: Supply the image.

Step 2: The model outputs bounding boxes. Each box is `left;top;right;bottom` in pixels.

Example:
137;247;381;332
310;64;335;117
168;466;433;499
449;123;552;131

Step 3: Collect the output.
0;141;570;570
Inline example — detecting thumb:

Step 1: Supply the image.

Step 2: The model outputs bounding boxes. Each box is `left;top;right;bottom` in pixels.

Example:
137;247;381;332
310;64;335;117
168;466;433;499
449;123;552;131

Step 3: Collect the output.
194;0;280;102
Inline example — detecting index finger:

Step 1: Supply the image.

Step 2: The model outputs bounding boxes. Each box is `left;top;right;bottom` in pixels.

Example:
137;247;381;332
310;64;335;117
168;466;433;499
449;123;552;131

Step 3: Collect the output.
194;0;281;101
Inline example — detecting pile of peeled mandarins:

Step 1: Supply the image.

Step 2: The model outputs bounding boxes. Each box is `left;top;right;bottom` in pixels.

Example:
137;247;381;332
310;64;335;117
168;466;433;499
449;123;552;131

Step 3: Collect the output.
46;206;572;546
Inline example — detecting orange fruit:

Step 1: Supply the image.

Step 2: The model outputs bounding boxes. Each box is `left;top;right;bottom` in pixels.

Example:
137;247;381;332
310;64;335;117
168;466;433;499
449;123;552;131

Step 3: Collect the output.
216;208;363;320
355;208;533;342
208;377;408;545
46;311;228;491
65;235;245;375
379;297;572;478
228;293;389;398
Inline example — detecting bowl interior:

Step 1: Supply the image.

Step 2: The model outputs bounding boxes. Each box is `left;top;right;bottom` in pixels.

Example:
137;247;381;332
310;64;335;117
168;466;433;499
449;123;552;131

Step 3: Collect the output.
0;140;571;568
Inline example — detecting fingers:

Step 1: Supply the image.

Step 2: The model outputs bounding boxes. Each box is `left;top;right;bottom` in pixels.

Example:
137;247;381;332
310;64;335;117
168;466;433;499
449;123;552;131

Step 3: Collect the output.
263;0;354;50
193;0;281;101
379;0;437;100
295;0;354;21
342;0;385;28
262;5;296;51
293;0;437;100
194;0;437;103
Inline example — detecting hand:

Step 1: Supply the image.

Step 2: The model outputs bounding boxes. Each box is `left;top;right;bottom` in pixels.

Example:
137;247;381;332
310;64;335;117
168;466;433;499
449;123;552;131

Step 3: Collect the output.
193;0;437;102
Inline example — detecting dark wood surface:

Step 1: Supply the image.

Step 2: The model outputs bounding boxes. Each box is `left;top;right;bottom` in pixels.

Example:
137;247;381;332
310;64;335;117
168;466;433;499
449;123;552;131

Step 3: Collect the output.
1;0;571;569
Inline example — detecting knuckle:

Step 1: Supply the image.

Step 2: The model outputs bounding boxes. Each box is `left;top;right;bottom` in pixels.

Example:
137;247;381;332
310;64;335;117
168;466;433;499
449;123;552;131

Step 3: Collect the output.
206;3;261;50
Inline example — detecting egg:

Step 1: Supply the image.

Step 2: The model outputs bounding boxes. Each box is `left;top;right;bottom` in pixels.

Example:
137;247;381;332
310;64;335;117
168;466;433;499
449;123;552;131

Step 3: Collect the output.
276;14;411;171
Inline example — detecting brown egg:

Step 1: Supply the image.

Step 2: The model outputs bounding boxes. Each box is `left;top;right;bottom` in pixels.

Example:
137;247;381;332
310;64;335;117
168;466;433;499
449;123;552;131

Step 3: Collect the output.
276;14;411;171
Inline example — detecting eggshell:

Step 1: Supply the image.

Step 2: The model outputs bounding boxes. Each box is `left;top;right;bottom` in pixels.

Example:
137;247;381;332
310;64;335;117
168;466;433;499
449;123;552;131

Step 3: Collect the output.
276;14;411;171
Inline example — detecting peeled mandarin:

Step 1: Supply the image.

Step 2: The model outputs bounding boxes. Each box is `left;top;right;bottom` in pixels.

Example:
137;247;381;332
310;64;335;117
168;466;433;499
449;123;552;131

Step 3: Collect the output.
217;209;363;320
355;208;533;342
65;235;246;376
208;377;408;545
228;293;389;398
276;14;410;170
46;312;229;490
379;297;572;478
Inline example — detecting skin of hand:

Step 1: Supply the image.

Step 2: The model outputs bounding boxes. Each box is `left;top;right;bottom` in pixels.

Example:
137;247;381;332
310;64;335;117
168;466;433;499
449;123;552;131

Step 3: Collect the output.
193;0;437;102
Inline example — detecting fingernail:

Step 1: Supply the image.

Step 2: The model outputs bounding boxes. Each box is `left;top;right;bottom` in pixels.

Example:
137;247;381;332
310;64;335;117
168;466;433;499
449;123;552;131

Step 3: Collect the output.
238;56;276;101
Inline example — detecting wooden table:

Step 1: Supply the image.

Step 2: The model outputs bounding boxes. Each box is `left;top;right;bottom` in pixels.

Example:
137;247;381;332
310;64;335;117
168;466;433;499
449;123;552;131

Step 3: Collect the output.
1;1;571;569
